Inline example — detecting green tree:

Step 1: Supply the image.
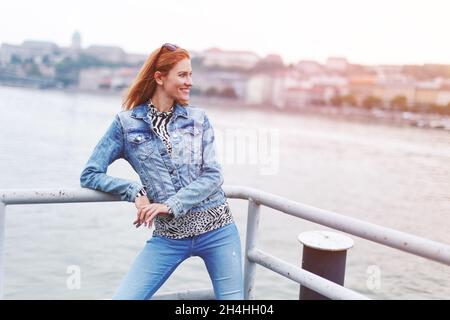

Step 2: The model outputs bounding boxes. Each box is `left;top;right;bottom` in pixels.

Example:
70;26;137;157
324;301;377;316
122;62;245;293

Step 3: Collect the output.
10;54;22;64
26;62;42;77
42;55;51;65
55;57;79;86
206;87;219;96
77;54;103;68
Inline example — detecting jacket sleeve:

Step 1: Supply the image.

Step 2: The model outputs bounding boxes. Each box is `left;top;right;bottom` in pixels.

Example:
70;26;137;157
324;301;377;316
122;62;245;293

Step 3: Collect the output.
80;114;143;202
163;113;223;218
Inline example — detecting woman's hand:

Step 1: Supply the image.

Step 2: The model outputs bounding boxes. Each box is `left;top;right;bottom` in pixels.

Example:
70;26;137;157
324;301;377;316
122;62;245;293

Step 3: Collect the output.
135;194;150;209
133;202;172;229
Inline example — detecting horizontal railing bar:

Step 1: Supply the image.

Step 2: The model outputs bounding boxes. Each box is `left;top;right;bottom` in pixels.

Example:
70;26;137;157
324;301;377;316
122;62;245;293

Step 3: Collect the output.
0;188;120;205
248;248;370;300
224;185;450;266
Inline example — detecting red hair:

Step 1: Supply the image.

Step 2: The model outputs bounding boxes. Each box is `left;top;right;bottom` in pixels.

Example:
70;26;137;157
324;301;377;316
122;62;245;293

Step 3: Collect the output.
122;45;190;110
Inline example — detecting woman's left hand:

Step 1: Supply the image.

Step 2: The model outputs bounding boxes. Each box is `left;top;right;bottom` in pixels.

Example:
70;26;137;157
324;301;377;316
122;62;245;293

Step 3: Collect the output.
133;203;171;229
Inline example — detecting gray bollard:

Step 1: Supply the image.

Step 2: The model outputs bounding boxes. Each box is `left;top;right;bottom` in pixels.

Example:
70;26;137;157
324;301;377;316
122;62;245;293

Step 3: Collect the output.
298;230;354;300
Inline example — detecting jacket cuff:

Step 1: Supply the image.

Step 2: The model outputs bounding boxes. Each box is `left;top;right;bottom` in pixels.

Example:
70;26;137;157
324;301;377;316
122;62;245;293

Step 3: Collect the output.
163;196;185;219
126;182;144;202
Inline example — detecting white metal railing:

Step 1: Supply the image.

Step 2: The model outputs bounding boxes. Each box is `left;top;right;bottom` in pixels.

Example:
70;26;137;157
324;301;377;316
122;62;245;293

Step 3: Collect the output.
1;185;449;300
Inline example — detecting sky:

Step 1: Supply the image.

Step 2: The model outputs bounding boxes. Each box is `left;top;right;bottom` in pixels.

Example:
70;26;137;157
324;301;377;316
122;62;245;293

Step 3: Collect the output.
1;0;450;66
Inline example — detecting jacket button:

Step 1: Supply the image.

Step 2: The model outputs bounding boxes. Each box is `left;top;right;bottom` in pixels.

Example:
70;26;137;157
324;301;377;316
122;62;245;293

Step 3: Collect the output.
134;136;142;142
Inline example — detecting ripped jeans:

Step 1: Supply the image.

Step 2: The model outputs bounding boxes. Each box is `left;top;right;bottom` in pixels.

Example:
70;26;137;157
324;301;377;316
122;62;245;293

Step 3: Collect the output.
112;223;244;300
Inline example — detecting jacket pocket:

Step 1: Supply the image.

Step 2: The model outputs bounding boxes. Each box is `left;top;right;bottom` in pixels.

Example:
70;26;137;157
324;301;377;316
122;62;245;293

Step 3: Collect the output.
179;126;202;165
126;131;160;199
126;131;154;161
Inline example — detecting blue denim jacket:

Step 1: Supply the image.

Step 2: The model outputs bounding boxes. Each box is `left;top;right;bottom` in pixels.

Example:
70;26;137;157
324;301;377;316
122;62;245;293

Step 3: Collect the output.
79;102;227;219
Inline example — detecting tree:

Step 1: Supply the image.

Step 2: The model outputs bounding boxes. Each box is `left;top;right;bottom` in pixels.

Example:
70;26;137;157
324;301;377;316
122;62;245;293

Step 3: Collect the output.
42;55;51;65
390;95;408;111
191;56;204;69
10;54;22;64
362;95;382;109
330;95;342;107
428;103;447;115
220;87;237;99
55;57;79;86
205;87;219;96
26;62;42;77
342;94;357;106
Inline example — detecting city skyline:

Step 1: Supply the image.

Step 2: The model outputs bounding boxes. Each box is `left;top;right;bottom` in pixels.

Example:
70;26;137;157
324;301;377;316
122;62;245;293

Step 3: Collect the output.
1;0;450;66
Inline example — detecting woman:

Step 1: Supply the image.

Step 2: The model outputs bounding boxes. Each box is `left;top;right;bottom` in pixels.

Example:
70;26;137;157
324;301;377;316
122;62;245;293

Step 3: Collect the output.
80;43;244;300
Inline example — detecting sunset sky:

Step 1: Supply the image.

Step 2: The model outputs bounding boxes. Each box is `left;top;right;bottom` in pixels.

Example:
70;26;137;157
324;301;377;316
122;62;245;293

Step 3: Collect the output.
1;0;449;65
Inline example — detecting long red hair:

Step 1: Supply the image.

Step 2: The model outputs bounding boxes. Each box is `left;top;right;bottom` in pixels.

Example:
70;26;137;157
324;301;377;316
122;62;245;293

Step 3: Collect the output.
122;45;190;110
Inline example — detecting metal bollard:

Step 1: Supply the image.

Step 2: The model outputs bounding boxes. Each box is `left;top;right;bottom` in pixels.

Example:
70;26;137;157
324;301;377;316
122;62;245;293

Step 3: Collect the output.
298;230;354;300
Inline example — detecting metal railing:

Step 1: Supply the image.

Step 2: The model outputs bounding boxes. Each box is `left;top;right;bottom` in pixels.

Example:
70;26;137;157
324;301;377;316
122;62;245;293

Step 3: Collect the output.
1;185;449;300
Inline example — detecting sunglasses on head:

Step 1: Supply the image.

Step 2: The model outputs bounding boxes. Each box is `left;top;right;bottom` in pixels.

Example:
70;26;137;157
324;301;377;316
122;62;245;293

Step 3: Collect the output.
162;43;178;51
154;43;178;63
151;43;179;77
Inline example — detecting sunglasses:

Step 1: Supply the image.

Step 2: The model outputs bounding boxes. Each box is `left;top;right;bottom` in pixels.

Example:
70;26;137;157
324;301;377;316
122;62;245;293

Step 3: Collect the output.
154;43;178;63
162;43;178;51
150;43;179;79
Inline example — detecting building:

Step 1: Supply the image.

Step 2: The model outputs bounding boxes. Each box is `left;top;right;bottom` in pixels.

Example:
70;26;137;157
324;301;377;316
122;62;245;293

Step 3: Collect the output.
71;31;82;51
202;47;260;70
0;41;59;64
78;66;139;91
84;45;126;64
372;84;416;107
124;53;148;65
193;69;248;99
326;57;349;72
245;70;301;108
436;85;450;106
296;60;323;75
347;74;377;104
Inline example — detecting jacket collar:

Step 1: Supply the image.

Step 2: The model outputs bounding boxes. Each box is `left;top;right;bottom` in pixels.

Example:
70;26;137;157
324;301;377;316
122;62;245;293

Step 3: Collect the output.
131;101;189;120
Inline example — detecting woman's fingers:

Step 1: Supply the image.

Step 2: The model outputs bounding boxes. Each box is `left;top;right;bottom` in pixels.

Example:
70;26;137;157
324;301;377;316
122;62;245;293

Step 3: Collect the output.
133;207;145;225
145;208;161;228
134;204;154;227
134;204;165;229
139;205;152;222
139;205;161;228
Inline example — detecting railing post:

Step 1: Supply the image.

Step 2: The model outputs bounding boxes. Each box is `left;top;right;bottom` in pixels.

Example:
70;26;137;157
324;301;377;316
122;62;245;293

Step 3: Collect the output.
0;201;5;299
244;199;260;300
298;230;354;300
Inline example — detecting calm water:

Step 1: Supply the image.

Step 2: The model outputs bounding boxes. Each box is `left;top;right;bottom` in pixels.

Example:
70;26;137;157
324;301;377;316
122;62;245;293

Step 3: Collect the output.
0;86;449;300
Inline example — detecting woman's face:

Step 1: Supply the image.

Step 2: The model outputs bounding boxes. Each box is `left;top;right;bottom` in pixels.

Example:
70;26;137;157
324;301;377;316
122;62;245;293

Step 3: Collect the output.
159;58;193;104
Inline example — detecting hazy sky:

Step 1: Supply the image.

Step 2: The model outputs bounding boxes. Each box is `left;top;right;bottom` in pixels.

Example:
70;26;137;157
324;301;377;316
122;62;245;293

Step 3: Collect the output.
1;0;449;65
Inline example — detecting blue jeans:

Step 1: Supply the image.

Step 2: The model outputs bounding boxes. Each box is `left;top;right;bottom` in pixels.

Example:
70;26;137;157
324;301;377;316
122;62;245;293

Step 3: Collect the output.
112;223;244;300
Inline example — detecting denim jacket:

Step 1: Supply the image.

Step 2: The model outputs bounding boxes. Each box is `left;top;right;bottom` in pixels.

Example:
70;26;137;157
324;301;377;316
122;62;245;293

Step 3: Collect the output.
79;102;227;219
